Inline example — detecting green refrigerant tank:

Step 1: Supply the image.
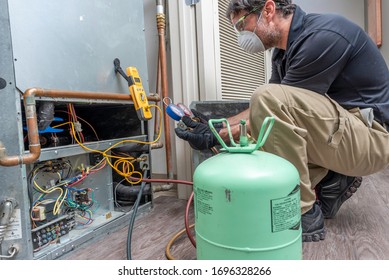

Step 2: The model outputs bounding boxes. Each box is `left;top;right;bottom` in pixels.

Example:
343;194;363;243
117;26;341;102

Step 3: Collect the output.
194;117;302;260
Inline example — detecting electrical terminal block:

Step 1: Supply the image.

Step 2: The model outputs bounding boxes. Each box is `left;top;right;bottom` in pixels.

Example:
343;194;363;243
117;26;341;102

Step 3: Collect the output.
138;154;149;170
31;211;75;250
73;121;82;132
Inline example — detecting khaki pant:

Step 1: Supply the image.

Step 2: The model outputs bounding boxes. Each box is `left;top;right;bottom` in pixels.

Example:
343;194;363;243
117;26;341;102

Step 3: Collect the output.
249;84;389;214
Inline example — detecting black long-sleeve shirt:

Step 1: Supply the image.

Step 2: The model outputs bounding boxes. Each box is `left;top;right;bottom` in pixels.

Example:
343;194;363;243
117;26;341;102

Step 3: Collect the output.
270;6;389;124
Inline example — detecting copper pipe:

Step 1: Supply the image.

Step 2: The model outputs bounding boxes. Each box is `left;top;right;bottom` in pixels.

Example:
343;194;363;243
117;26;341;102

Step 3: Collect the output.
0;87;160;167
157;1;174;179
154;53;162;139
0;93;40;166
150;42;164;149
26;88;160;102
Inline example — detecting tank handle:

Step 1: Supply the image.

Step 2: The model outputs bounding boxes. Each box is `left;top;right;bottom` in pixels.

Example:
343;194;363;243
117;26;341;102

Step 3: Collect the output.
209;116;275;153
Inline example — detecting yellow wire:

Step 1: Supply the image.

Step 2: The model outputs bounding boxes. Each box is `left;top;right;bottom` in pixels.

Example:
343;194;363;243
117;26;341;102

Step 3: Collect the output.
69;104;163;183
89;157;106;172
33;172;62;193
56;188;68;214
51;122;72;128
32;103;163;216
54;110;101;141
33;173;64;215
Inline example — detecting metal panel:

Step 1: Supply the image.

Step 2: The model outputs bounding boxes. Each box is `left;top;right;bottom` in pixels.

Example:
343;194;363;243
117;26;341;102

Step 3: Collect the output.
38;136;148;162
8;0;150;94
0;0;33;260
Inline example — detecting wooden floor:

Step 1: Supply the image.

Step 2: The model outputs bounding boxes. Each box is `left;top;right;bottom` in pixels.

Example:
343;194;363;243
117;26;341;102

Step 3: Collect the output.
61;166;389;260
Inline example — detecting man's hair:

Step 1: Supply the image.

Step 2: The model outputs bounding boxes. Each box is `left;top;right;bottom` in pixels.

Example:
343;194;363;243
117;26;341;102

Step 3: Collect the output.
226;0;296;20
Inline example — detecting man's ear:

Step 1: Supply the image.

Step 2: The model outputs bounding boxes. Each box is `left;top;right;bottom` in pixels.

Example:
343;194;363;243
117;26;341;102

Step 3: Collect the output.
263;0;277;20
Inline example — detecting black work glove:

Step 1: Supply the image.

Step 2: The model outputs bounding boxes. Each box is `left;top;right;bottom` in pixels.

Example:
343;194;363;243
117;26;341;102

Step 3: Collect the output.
175;115;220;150
191;109;223;129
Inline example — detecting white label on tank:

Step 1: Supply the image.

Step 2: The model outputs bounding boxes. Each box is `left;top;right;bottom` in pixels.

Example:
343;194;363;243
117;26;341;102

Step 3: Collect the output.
270;187;301;232
4;209;23;240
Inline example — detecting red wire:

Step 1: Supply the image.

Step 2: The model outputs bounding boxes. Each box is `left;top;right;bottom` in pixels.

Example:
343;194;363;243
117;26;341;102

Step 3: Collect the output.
68;174;87;187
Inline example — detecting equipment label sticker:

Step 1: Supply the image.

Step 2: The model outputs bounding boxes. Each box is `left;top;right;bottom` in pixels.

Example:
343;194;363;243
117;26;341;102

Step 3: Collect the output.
270;186;300;232
195;187;214;216
4;209;23;240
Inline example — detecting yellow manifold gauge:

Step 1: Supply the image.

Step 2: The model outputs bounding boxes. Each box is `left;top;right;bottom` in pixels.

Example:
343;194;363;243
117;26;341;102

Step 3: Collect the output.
126;66;152;121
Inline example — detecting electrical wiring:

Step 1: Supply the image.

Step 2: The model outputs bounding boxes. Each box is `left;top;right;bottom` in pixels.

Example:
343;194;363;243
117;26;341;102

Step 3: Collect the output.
30;102;202;257
113;178;128;209
65;158;106;188
28;164;70;221
64;187;96;211
89;157;107;173
30;187;67;226
28;158;104;230
54;110;101;141
75;210;94;227
68;104;85;143
48;104;163;187
112;157;142;184
32;179;65;216
68;103;163;184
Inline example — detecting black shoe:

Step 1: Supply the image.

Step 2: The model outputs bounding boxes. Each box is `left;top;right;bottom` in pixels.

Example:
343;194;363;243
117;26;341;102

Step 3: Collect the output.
316;171;362;219
302;203;326;242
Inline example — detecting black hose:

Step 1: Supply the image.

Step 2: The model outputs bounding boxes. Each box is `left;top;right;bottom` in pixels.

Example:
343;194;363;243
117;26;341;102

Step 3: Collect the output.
126;170;148;260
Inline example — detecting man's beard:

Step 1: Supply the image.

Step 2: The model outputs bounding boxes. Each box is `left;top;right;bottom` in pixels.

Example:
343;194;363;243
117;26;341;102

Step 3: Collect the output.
259;23;282;50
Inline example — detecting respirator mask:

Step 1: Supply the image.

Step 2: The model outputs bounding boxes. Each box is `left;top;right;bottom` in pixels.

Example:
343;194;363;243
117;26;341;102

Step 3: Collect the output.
235;11;265;53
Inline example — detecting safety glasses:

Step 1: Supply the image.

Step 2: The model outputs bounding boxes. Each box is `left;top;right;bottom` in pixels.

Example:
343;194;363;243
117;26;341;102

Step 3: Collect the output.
233;6;260;34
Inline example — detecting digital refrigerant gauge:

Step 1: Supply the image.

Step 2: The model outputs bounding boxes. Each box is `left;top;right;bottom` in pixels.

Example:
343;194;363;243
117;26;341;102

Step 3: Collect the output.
126;66;152;121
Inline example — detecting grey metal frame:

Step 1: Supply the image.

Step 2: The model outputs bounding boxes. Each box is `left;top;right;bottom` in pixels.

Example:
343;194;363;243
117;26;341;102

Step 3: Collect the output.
0;0;153;260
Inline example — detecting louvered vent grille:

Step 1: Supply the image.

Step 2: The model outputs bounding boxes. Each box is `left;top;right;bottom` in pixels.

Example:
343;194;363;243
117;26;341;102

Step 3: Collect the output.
218;0;266;100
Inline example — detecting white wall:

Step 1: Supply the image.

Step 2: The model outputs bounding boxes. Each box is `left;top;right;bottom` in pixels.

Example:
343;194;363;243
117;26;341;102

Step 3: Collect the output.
294;0;365;28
